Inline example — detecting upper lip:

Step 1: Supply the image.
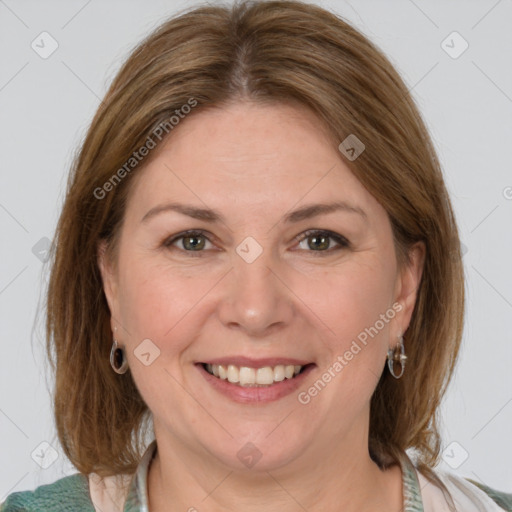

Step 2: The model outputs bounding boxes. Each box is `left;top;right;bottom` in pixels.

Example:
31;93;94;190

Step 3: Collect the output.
199;357;314;367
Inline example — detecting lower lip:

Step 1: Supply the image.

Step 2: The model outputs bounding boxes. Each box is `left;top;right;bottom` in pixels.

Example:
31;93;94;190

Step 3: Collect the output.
196;363;316;404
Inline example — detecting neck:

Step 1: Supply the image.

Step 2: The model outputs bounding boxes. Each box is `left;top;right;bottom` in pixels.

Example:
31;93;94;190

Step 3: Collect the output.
146;426;403;512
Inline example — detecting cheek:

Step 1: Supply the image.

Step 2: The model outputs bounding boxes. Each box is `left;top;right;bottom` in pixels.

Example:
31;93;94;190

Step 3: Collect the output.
312;260;394;339
303;260;394;395
301;266;394;414
114;260;216;404
116;255;222;348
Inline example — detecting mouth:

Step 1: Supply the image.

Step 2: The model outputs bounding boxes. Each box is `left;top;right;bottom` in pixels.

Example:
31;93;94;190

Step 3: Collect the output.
195;360;316;403
201;362;309;387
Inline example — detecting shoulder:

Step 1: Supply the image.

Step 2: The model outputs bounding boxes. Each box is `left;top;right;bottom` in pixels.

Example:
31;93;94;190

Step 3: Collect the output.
0;473;94;512
416;466;512;511
464;478;512;512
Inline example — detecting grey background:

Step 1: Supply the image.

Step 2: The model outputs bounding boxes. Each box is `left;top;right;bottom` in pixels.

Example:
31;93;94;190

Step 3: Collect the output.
1;0;511;499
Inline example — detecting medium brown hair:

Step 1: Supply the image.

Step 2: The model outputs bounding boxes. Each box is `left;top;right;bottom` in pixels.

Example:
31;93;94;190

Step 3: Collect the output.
45;0;464;502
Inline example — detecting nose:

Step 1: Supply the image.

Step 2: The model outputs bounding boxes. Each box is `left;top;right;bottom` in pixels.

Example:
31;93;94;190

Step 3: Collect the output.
216;247;295;338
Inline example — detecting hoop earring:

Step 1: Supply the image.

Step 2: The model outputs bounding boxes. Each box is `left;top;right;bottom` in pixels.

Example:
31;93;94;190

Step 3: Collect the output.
387;334;407;379
110;338;129;374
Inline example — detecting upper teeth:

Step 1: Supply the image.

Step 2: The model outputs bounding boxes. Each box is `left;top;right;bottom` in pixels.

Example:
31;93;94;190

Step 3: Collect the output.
206;364;303;387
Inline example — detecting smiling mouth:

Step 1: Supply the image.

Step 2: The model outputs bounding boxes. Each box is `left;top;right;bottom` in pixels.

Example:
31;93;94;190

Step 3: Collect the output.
201;362;312;387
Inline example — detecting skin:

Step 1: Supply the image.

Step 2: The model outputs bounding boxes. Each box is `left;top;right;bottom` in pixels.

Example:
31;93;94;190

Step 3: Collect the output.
98;100;425;512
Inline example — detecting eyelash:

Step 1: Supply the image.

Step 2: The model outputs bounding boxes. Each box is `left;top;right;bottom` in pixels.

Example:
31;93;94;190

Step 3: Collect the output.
162;229;349;257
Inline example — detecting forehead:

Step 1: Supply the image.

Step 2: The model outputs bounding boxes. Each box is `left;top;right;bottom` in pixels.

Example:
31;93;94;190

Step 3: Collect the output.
124;101;381;224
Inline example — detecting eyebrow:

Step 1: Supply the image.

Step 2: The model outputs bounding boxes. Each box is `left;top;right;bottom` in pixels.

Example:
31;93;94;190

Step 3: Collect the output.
141;200;367;224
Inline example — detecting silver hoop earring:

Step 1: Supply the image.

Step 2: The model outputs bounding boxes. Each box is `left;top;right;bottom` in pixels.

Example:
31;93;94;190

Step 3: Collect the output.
110;338;129;374
387;335;407;379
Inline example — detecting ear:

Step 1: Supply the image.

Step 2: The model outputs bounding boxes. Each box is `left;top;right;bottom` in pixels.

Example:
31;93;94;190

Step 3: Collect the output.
392;241;426;342
97;239;119;327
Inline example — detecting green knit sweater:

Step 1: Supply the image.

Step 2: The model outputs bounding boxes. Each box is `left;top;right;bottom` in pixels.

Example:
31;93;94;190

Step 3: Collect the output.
1;474;94;511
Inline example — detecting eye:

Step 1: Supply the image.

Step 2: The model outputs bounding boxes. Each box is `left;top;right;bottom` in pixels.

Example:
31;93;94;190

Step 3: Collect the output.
294;229;349;254
162;228;349;257
163;230;214;255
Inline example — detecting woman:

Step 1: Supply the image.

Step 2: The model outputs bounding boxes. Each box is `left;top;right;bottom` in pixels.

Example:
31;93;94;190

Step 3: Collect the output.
1;0;510;511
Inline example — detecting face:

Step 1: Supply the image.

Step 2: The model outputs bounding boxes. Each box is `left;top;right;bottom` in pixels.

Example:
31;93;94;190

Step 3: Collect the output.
98;101;424;472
